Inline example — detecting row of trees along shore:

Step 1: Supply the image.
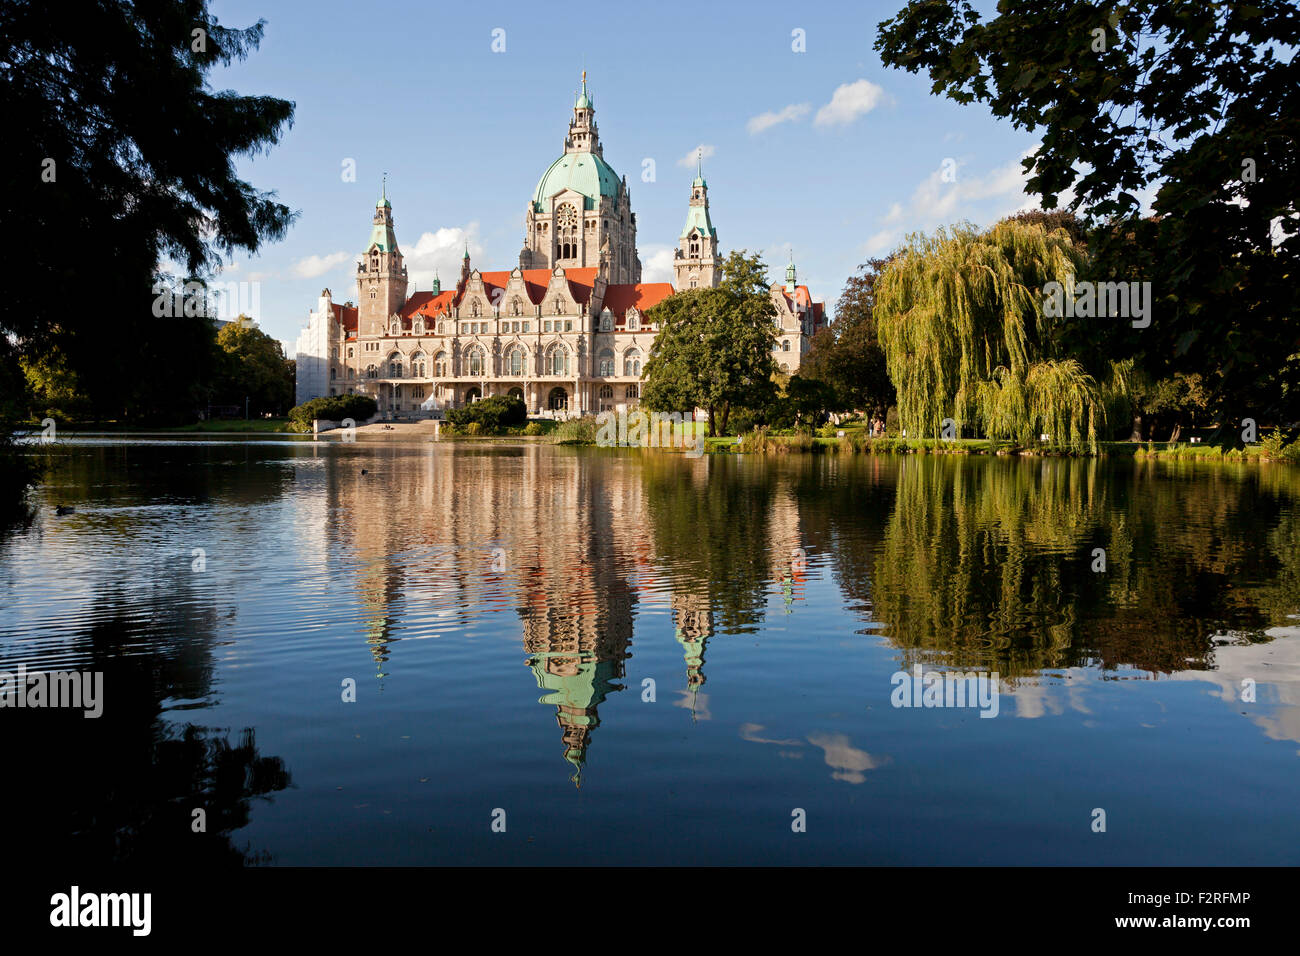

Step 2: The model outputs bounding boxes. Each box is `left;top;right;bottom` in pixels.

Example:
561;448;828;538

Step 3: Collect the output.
641;0;1298;450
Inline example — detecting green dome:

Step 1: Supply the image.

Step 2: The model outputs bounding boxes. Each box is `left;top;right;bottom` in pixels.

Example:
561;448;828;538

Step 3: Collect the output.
533;152;620;211
576;92;592;109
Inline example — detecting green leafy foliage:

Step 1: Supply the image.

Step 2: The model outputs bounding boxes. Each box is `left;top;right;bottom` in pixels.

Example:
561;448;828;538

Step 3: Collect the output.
1;0;296;422
643;251;779;435
288;394;377;426
445;395;527;433
801;258;896;416
875;0;1300;425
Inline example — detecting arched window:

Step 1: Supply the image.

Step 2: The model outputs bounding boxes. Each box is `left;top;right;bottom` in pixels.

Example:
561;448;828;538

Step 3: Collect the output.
413;318;423;334
627;310;640;331
365;363;378;379
507;387;524;401
599;310;613;332
548;346;568;376
346;347;354;359
779;362;790;373
506;346;524;376
369;288;377;299
410;351;426;377
471;300;482;318
388;352;403;377
548;387;568;410
347;367;355;379
510;296;523;317
391;320;401;335
556;203;578;262
689;237;699;257
466;386;481;403
468;348;485;376
623;347;642;377
434;352;448;376
598;348;614;376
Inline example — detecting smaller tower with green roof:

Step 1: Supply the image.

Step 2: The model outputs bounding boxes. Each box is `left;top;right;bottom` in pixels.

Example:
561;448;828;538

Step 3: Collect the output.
674;153;719;290
357;176;407;337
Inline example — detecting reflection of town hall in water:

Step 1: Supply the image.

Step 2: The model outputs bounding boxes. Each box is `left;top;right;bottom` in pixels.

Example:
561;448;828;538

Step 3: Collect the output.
294;76;825;415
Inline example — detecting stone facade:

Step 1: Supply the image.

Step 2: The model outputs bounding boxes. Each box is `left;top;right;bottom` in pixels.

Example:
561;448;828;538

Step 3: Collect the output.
294;76;825;416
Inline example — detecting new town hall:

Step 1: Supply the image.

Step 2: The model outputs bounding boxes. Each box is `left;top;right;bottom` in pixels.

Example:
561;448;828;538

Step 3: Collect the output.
295;76;826;416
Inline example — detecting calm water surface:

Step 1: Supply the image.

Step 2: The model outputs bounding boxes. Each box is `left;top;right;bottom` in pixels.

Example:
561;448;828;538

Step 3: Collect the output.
3;438;1298;865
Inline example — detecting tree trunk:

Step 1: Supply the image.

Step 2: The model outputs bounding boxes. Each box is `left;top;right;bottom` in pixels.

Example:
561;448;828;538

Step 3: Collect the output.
1128;414;1143;442
1169;419;1182;443
719;401;731;437
707;406;716;438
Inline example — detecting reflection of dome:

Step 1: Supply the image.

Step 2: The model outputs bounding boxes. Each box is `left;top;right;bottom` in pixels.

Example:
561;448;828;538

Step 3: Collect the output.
533;152;621;211
529;652;622;786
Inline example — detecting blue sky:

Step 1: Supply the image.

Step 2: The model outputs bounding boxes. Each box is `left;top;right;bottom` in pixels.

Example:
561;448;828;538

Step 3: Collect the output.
204;0;1045;353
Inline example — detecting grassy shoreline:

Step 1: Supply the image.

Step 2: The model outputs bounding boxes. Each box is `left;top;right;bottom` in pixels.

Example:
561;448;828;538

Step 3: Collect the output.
14;419;1297;462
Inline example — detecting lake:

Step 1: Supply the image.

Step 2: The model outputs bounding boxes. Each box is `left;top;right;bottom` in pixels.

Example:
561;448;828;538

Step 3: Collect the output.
2;437;1298;866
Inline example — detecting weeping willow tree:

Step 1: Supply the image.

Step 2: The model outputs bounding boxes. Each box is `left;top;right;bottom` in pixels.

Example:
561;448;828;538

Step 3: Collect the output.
875;219;1117;451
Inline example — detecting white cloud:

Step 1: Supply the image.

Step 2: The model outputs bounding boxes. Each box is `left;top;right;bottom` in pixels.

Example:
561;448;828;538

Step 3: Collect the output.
814;79;886;128
864;229;899;256
404;223;481;292
641;245;675;285
292;251;351;279
909;152;1035;225
747;103;811;135
863;150;1048;256
677;143;716;168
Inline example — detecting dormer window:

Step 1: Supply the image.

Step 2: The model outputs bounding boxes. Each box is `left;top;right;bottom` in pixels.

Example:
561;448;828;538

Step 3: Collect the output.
627;310;640;332
599;311;613;332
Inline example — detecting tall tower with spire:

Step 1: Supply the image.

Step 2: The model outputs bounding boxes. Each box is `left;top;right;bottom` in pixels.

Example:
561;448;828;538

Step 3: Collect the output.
357;177;408;337
674;156;719;290
521;73;641;283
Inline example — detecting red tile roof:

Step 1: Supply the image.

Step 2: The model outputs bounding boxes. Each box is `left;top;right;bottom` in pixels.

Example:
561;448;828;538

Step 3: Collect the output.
471;267;599;306
402;290;456;319
331;302;358;334
602;282;674;317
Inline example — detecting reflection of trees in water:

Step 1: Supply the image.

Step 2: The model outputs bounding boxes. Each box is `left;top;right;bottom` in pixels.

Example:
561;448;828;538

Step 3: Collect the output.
1;579;290;867
858;456;1300;678
640;456;778;635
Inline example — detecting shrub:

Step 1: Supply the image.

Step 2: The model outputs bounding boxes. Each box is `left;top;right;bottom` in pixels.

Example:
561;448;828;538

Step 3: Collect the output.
288;394;377;427
446;395;526;433
523;421;548;436
552;416;599;444
884;406;900;437
738;426;770;454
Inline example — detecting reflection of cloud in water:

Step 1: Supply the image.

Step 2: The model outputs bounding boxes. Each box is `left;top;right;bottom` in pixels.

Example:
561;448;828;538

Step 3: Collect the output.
673;689;712;721
806;733;889;784
1170;626;1300;746
739;724;886;782
739;722;800;746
